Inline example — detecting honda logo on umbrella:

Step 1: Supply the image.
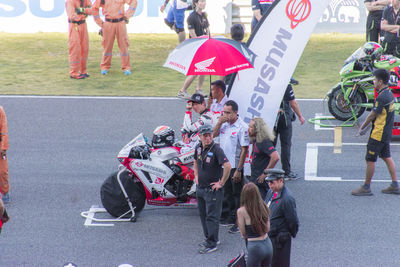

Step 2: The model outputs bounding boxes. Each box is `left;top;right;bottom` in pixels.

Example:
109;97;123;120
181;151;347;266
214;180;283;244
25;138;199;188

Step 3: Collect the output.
194;57;216;73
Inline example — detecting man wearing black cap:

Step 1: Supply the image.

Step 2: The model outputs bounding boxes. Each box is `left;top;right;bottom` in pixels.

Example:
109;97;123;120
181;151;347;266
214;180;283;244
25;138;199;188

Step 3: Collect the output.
194;124;231;254
181;93;218;148
265;169;299;267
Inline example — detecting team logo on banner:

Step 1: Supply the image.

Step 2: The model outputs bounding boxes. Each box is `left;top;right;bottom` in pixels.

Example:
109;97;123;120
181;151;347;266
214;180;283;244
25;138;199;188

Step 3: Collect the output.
286;0;311;29
194;57;216;73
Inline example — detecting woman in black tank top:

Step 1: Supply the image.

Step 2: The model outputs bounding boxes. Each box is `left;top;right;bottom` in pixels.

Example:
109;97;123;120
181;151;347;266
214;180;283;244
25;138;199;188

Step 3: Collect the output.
237;182;273;267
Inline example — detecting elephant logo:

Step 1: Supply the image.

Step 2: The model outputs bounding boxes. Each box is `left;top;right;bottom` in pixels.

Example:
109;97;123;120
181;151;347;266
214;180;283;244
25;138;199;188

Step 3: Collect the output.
319;0;360;24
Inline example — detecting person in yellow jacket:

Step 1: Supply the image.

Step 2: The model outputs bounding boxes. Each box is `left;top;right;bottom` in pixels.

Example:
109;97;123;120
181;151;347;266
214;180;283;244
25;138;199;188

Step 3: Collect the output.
0;107;9;203
65;0;93;79
92;0;138;75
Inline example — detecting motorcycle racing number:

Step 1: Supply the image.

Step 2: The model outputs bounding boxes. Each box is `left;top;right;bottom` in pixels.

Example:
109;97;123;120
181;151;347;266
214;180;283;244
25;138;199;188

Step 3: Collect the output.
155;177;164;184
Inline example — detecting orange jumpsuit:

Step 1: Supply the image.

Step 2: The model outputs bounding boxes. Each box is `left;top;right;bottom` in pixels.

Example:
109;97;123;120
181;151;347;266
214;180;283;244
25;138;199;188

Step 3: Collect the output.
92;0;137;72
0;107;9;195
66;0;92;78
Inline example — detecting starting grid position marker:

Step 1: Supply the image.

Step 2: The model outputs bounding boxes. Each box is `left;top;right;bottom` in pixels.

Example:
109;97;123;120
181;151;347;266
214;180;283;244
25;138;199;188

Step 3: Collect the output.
305;142;400;182
82;205;115;227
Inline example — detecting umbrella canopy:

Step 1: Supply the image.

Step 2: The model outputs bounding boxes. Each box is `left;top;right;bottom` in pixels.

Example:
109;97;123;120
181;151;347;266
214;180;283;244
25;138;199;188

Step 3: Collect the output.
163;36;256;76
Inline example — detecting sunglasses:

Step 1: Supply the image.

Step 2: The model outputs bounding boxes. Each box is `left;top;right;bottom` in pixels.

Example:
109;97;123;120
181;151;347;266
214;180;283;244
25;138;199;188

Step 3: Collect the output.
267;180;275;184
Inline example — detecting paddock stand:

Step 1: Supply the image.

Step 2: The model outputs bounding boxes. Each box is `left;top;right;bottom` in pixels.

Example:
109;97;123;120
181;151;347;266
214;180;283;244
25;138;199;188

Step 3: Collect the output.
309;102;360;128
81;167;138;224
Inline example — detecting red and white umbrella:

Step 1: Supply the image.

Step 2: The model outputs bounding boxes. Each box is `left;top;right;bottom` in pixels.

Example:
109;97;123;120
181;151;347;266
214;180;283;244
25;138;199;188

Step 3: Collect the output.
163;35;256;76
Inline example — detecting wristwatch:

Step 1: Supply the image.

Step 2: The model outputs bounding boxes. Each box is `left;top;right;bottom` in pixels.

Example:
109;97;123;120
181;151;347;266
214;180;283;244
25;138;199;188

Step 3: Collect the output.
237;167;243;172
263;170;268;175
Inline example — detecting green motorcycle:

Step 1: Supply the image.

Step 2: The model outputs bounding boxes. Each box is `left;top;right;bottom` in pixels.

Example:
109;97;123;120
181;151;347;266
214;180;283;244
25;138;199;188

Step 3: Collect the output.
327;42;400;121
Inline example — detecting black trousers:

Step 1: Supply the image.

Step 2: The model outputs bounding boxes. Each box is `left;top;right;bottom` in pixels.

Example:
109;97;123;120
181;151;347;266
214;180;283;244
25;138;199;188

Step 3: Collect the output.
270;235;292;267
366;15;381;43
196;186;224;247
383;40;400;58
274;115;292;174
221;168;243;222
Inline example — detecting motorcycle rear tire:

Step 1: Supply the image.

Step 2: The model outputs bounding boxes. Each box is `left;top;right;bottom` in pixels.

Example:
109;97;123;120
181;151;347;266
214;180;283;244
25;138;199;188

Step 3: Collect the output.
328;85;366;121
100;170;146;218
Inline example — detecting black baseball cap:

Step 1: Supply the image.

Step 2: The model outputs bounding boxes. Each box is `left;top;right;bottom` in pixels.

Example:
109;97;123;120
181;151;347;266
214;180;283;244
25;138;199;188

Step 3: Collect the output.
265;169;285;181
189;93;205;104
199;124;213;135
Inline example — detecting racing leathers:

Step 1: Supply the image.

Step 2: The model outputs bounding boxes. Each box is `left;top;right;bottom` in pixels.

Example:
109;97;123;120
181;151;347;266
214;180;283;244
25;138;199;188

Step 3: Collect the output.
181;109;218;152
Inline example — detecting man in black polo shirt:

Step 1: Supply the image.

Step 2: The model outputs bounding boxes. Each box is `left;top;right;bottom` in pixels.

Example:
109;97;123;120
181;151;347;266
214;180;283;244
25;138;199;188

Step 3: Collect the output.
364;0;388;42
381;0;400;56
194;124;231;254
352;68;399;196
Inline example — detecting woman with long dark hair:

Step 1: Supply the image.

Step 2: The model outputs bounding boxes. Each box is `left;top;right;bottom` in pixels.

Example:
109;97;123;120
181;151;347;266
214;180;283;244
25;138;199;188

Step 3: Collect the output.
237;182;273;267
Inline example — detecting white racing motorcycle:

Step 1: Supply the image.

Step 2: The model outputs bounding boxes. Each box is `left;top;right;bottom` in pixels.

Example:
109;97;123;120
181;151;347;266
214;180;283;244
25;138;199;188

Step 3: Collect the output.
99;126;197;222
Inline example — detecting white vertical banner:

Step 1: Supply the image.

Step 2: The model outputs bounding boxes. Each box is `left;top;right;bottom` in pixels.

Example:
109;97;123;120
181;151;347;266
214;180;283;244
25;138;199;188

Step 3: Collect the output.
229;0;330;128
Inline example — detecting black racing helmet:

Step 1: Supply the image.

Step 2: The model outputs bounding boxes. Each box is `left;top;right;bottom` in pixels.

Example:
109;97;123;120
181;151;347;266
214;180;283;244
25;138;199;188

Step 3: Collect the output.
152;125;175;148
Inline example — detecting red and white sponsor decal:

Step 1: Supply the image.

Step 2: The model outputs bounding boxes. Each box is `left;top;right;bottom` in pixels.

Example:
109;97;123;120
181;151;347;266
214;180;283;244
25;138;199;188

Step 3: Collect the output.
135;161;144;167
155;177;165;184
169;61;186;70
194;57;216;73
286;0;311;29
231;132;237;136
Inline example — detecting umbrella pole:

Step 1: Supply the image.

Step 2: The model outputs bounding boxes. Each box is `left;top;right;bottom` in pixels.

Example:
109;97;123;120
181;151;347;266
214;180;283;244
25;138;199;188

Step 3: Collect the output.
209;75;211;97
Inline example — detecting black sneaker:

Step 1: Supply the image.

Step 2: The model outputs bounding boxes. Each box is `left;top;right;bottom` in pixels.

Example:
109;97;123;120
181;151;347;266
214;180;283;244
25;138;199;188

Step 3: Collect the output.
198;240;220;247
198;245;218;254
285;172;300;181
228;225;240;234
290;77;299;85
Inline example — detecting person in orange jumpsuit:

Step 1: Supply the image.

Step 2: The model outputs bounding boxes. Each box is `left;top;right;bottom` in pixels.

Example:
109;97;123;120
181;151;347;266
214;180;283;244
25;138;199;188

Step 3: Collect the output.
92;0;138;75
0;107;9;203
65;0;93;79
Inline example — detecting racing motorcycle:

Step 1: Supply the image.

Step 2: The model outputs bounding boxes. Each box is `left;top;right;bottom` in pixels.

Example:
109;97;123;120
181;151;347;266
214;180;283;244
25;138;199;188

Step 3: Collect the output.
327;42;400;121
100;126;196;222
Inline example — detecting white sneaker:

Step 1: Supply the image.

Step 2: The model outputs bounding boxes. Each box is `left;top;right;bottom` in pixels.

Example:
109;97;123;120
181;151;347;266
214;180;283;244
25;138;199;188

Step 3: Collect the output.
177;91;190;98
195;89;205;96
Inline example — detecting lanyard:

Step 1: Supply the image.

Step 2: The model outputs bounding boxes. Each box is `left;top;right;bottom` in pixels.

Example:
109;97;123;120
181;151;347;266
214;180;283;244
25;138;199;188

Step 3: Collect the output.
267;192;277;208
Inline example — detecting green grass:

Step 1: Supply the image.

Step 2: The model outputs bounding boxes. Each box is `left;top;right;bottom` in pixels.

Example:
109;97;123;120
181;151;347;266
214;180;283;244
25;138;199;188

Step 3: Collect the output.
0;32;365;98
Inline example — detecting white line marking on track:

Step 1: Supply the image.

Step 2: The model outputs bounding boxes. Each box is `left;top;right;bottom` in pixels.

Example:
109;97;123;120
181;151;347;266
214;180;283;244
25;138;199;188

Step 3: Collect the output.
83;206;114;227
305;142;400;182
314;113;335;131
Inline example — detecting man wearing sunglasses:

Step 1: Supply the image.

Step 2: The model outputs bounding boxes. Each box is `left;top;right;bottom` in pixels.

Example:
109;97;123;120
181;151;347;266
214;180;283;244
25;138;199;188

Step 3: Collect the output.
265;169;299;267
194;124;231;254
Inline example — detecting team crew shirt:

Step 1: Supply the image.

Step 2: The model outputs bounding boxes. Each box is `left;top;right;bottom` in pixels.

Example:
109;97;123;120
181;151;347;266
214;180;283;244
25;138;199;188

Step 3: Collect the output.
170;0;189;9
382;6;400;43
365;0;384;19
187;10;209;37
250;139;276;180
370;87;395;142
279;84;295;126
194;141;229;188
219;117;250;168
210;95;229;114
251;0;276;15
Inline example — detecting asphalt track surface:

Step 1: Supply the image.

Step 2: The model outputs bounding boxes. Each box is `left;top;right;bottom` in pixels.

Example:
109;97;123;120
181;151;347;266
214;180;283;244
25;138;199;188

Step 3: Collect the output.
1;96;400;266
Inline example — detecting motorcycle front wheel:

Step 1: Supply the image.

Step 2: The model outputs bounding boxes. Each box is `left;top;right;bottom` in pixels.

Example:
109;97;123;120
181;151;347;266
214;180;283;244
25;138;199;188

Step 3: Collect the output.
327;84;366;121
100;170;146;218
